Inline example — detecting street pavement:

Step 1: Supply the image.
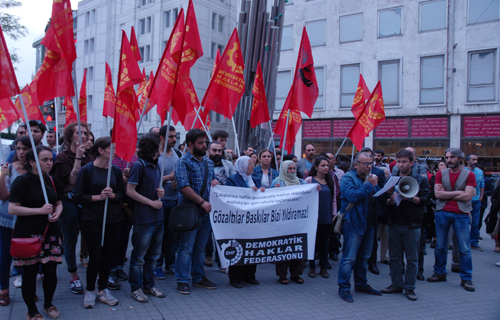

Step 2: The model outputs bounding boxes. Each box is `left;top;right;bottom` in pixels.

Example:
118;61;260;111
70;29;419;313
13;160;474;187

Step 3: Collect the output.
2;226;499;320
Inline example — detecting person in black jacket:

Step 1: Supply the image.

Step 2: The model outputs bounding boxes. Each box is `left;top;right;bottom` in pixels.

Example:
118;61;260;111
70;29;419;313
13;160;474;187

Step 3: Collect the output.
380;149;430;301
74;137;126;309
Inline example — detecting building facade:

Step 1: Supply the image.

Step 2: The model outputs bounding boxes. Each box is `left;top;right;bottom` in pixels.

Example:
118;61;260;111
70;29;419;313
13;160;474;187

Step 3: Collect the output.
73;0;238;143
275;0;500;174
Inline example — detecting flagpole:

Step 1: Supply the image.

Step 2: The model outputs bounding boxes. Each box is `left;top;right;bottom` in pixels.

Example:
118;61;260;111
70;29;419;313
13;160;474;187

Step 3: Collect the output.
136;98;149;131
280;110;291;173
101;142;114;246
267;119;278;171
54;97;60;154
351;144;355;162
193;106;212;142
231;118;240;156
159;106;173;189
335;137;348;158
19;96;50;216
72;65;82;145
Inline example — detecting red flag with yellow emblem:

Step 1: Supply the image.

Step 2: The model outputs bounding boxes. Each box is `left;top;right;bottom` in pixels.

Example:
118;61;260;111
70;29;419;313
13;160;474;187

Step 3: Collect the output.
78;69;87;123
347;81;385;151
201;28;245;119
274;89;303;154
63;96;77;127
130;26;141;62
150;8;185;124
112;31;144;161
0;26;20;99
102;63;116;118
14;85;46;124
250;61;270;128
139;71;154;114
0;98;20;131
351;74;371;120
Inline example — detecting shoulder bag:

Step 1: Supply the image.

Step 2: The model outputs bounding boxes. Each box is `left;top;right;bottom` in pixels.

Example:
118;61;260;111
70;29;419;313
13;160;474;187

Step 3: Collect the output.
169;161;209;232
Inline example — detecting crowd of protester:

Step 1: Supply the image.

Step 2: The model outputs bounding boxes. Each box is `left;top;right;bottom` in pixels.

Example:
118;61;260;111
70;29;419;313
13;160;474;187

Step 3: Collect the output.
0;121;499;319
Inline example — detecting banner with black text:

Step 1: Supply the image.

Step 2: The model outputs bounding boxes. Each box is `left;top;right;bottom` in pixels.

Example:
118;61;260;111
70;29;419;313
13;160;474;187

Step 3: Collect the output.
209;184;318;268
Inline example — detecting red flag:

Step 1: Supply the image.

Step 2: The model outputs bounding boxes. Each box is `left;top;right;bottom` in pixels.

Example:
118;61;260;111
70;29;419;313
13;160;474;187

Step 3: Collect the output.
139;71;155;114
0;98;20;131
347;81;386;151
0;26;20;99
288;27;318;118
113;31;144;162
274;90;303;154
14;85;46;124
250;62;270;128
351;74;371;120
136;69;147;97
78;69;87;123
150;8;185;124
211;48;221;80
201;28;245;119
63;96;77;127
130;26;142;62
103;63;116;118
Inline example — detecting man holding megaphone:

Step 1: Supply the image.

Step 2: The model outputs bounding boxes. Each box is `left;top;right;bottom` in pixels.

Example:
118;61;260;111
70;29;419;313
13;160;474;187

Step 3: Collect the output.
380;149;430;301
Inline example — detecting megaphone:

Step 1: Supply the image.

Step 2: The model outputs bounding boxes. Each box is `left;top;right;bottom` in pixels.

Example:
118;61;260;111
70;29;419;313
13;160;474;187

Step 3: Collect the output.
395;176;419;198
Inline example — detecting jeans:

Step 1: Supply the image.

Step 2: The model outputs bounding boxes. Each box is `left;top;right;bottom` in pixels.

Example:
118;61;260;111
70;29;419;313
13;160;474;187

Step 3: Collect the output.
0;226;19;290
388;224;420;290
128;221;164;292
469;200;481;247
434;210;472;280
338;221;375;291
60;199;81;273
157;200;178;269
175;214;211;284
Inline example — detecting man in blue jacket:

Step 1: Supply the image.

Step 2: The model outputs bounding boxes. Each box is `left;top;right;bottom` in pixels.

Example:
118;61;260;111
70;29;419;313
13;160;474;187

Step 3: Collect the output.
338;152;390;303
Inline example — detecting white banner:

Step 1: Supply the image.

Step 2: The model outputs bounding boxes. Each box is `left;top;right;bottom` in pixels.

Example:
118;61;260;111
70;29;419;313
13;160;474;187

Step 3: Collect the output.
209;184;319;268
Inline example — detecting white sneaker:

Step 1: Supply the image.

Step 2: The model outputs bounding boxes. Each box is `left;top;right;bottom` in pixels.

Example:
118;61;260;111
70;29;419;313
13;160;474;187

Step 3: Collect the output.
13;275;22;288
495;262;500;267
97;289;119;306
83;290;96;308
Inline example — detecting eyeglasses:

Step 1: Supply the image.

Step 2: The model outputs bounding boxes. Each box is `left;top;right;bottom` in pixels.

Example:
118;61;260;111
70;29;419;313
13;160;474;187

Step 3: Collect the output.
356;162;373;167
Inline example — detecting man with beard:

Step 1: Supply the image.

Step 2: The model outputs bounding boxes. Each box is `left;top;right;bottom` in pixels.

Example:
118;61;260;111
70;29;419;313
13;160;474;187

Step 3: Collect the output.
174;129;219;295
464;154;484;251
154;125;183;279
297;143;316;177
381;149;430;301
374;150;390;170
212;130;232;161
127;133;166;302
427;148;476;292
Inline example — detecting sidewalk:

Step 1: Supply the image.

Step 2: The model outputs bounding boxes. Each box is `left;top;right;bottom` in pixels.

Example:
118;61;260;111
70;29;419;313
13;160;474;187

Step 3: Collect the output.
2;228;499;320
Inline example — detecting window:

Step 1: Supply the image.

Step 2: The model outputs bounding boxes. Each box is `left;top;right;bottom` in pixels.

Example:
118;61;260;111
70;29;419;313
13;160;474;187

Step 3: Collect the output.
144;45;151;62
139;47;145;63
281;25;293;50
173;8;178;21
146;17;152;33
90;9;95;25
469;0;500;24
305;20;326;46
340;13;362;43
275;71;292;111
164;10;171;28
212;13;217;30
314;67;324;110
139;0;152;6
340;64;360;108
468;49;496;102
378;60;400;106
36;46;42;66
89;38;94;53
85;11;90;27
87;95;93;110
218;44;224;54
88;66;94;82
84;40;89;54
420;0;446;32
211;42;217;59
218;15;225;32
420;55;445;104
378;7;402;37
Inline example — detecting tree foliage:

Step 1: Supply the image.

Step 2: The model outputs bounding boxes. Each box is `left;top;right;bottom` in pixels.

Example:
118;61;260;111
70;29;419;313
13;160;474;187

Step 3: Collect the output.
0;0;28;41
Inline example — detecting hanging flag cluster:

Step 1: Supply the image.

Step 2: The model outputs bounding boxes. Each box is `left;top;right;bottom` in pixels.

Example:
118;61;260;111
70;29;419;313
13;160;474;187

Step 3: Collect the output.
250;61;270;128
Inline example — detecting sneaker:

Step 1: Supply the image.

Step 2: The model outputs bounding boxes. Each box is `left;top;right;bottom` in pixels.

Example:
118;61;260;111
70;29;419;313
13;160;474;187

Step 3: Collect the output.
70;278;84;294
153;267;165;280
204;256;213;267
470;245;483;251
405;288;418;301
116;269;128;281
427;273;447;282
417;273;425;281
131;288;149;303
320;268;329;278
42;305;60;319
177;282;190;295
144;286;166;298
83;290;96;309
165;265;175;275
354;285;382;296
107;277;121;290
460;280;475;292
308;268;316;278
109;271;118;282
97;289;119;306
381;285;403;294
13;275;22;288
80;257;89;268
216;267;227;274
193;276;217;289
338;290;353;303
